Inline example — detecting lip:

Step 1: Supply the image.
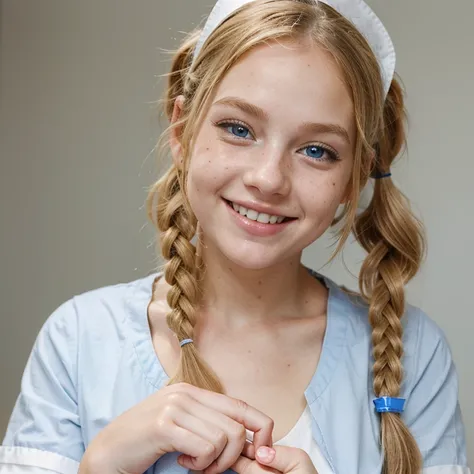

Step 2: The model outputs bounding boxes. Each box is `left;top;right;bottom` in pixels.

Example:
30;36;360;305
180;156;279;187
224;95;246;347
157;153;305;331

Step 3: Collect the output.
225;198;295;219
224;199;296;237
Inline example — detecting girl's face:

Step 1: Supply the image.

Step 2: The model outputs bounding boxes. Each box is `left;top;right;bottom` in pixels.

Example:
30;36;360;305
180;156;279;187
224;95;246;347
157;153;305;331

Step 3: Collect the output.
175;39;356;270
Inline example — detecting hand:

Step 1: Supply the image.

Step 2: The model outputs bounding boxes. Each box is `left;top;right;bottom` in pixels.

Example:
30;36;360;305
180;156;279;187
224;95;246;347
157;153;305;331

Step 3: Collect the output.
232;446;318;474
79;383;274;474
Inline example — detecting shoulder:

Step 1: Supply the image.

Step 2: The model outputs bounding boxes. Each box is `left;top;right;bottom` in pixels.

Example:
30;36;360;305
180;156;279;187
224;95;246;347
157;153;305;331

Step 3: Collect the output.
41;273;158;355
322;273;451;380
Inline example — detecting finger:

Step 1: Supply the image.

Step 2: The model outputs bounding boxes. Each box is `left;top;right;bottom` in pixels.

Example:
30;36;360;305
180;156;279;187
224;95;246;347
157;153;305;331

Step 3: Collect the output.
169;425;218;471
242;441;256;460
173;410;227;467
203;440;256;474
232;456;279;474
174;395;248;474
231;456;254;474
180;384;274;449
256;446;315;473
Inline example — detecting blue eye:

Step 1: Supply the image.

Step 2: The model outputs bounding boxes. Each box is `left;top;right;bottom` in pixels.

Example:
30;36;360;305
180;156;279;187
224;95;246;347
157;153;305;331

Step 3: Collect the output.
304;145;325;159
225;123;251;139
301;144;338;162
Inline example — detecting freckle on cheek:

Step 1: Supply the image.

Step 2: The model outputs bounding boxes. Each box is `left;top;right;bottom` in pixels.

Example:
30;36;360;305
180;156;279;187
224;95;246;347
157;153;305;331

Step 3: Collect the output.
333;182;336;186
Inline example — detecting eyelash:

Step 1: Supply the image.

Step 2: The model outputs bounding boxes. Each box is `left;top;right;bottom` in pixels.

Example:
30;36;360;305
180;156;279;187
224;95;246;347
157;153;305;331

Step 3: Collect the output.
214;119;340;163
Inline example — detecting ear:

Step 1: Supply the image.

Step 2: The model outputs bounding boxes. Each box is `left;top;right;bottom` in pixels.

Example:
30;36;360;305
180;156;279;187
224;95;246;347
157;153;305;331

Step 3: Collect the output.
169;95;186;168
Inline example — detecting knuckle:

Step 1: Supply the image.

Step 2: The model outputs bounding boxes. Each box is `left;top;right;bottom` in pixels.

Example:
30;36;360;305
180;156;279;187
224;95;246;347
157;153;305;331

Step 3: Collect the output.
164;391;186;405
200;441;218;463
203;441;217;457
173;382;191;392
234;398;249;414
266;417;275;431
159;401;179;422
154;414;172;436
213;429;228;447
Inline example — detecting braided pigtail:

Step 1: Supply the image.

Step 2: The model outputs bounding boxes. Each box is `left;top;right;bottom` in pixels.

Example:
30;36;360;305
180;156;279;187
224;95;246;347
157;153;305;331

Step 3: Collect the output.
354;79;426;474
147;31;223;393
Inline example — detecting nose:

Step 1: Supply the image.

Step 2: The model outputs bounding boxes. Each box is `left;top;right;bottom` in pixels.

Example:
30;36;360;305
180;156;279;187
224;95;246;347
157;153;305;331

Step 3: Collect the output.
242;147;291;197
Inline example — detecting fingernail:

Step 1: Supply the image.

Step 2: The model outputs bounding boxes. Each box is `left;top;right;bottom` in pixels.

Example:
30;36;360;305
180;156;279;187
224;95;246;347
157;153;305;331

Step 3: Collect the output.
256;446;275;463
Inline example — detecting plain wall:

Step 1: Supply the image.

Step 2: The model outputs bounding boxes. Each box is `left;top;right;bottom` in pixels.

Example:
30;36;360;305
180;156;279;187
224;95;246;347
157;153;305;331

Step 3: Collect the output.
1;0;472;463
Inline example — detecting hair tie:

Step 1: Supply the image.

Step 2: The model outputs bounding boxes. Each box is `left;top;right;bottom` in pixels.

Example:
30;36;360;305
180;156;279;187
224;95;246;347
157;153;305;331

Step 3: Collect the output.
372;171;392;179
179;338;194;348
373;396;406;414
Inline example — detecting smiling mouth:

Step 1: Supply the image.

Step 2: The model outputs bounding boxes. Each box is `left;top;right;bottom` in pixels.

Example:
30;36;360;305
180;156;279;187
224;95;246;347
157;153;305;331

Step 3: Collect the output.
224;199;295;225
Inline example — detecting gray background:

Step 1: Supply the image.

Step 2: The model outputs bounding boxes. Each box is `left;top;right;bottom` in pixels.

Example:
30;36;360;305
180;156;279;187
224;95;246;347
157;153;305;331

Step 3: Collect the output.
1;0;472;464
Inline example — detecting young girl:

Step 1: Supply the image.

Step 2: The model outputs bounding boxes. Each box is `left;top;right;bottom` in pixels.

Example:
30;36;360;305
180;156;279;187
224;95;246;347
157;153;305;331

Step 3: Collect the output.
0;1;470;474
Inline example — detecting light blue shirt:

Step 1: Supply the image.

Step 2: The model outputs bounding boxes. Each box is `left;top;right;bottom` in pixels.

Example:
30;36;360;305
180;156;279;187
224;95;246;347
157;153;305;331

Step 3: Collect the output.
0;270;470;474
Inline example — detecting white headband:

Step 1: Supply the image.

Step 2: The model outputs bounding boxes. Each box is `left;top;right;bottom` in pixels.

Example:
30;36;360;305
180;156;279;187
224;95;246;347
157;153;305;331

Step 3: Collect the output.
191;0;396;97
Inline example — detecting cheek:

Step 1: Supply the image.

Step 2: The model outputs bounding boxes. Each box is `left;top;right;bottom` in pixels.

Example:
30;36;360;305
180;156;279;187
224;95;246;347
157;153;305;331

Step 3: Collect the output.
302;176;348;219
186;141;233;207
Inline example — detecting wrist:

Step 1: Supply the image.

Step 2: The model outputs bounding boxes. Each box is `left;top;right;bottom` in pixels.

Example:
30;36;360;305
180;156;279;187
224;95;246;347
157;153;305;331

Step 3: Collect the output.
78;450;117;474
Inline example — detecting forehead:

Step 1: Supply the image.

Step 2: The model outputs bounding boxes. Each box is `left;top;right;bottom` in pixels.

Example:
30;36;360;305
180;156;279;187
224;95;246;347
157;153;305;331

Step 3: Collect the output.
211;39;354;129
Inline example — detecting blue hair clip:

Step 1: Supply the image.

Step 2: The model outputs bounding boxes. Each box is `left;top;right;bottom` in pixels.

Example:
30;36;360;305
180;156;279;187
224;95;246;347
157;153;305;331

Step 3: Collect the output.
179;338;194;348
373;396;406;414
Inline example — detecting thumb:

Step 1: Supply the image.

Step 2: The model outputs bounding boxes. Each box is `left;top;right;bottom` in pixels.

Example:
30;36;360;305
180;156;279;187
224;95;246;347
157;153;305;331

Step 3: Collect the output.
256;446;314;474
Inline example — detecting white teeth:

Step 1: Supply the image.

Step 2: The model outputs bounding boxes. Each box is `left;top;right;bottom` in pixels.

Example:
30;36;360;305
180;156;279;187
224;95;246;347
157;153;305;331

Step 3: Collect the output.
247;209;259;220
229;201;287;224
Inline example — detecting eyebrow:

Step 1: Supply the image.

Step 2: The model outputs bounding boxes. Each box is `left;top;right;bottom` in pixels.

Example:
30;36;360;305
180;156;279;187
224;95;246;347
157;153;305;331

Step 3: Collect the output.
213;96;269;121
212;96;351;144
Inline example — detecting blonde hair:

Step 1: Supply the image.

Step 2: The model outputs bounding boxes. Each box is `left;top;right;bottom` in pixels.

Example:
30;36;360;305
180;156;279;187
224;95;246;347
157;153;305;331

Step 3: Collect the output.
146;1;426;472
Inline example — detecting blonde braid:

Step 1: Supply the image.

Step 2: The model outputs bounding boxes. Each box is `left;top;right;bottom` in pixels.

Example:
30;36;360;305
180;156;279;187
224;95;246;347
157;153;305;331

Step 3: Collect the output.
354;80;425;474
148;164;224;393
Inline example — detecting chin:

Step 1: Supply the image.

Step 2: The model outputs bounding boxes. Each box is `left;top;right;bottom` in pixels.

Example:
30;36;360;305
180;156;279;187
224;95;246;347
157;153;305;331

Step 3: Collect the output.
215;239;297;271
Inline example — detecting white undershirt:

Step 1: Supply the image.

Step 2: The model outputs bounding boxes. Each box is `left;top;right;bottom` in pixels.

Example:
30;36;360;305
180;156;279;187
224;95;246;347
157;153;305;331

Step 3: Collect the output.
247;406;333;474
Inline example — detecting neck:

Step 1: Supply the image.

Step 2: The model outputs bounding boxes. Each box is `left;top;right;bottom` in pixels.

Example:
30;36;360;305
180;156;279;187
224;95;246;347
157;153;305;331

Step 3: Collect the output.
197;240;319;329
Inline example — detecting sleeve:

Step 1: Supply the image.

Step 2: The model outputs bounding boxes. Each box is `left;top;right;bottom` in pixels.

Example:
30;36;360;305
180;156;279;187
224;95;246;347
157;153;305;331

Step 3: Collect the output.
0;299;84;474
404;310;471;474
